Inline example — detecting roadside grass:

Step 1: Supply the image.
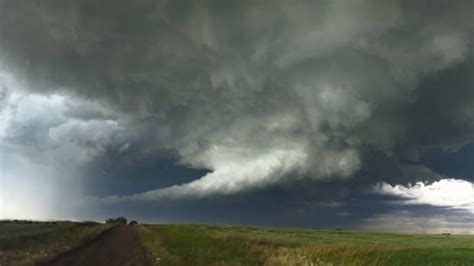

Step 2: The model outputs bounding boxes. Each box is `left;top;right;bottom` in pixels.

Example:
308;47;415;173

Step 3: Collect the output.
136;224;474;265
0;221;112;265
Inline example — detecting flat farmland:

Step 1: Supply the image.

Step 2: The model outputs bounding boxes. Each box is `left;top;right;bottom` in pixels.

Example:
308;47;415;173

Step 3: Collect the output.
136;224;474;265
2;221;474;265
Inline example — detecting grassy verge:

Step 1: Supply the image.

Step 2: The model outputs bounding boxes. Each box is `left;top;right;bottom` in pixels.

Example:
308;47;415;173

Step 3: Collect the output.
0;221;112;265
136;224;474;265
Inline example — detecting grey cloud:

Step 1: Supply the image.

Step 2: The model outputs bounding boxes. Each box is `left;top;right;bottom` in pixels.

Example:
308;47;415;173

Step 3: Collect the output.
1;0;474;200
359;210;474;234
49;119;124;153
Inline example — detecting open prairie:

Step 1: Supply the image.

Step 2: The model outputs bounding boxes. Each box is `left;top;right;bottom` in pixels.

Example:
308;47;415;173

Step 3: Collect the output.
136;224;474;266
0;220;111;265
2;221;473;265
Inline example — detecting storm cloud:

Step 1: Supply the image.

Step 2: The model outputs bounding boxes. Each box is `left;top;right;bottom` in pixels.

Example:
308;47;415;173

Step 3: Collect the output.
1;0;474;229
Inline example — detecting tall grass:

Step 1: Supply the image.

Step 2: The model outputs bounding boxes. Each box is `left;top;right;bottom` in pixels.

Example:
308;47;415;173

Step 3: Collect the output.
136;224;474;266
0;221;112;265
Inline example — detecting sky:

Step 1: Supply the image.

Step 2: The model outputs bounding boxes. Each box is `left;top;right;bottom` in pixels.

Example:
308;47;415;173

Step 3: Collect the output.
0;0;473;234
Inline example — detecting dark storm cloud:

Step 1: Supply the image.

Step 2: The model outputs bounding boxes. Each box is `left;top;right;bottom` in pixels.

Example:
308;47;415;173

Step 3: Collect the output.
1;0;474;204
83;148;209;197
422;143;474;181
81;180;474;234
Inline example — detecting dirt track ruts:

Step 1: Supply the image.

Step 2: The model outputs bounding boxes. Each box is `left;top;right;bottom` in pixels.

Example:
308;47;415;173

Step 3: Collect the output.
40;225;152;266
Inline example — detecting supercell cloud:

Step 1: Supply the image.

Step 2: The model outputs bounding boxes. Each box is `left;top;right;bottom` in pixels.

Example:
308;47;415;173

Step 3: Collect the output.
0;0;473;230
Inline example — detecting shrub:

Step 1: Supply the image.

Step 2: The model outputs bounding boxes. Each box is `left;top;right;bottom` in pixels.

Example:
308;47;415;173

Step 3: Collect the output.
105;216;127;224
80;221;99;226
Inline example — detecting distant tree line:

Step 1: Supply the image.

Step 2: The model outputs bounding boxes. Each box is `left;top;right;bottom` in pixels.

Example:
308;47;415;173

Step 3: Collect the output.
105;216;127;224
0;220;99;226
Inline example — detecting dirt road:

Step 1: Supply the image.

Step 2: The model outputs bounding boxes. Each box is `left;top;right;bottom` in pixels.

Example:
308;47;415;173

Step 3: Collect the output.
41;225;152;266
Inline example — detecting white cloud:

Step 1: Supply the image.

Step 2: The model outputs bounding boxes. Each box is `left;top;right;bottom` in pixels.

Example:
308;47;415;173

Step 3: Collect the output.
375;179;474;213
104;145;308;201
0;76;66;141
108;133;362;200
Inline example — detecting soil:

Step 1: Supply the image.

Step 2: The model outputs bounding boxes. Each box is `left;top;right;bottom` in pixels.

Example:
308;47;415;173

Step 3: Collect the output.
40;225;152;266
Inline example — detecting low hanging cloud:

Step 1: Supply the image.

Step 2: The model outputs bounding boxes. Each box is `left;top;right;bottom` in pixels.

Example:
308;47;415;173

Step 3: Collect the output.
1;0;474;203
359;211;474;234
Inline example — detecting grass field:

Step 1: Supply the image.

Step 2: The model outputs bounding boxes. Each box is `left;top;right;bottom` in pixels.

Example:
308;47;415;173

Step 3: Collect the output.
2;221;474;265
136;224;474;266
0;220;111;265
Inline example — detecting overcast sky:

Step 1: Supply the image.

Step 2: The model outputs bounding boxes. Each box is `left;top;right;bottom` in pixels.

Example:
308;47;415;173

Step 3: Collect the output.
0;0;473;233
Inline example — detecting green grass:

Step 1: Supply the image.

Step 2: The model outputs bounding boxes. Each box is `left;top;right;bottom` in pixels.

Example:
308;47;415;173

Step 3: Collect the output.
3;222;473;265
0;220;112;265
136;224;474;266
